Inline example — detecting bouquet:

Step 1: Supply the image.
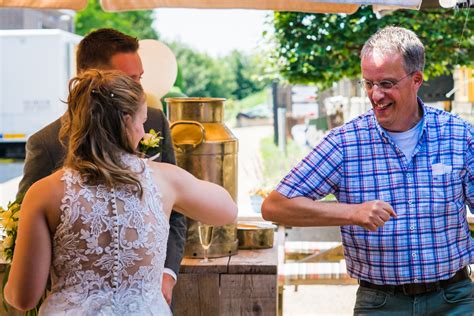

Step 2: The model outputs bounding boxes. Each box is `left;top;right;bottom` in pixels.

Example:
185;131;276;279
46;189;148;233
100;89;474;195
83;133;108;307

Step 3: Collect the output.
139;129;163;160
0;196;22;263
0;195;44;315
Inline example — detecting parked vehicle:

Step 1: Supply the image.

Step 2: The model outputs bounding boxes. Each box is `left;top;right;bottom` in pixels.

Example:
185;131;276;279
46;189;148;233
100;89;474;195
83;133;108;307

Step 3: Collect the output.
236;104;271;119
235;104;272;127
0;29;82;157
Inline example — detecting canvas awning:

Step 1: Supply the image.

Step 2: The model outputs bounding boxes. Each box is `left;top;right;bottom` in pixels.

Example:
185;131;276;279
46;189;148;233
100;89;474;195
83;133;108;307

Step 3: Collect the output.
1;0;424;14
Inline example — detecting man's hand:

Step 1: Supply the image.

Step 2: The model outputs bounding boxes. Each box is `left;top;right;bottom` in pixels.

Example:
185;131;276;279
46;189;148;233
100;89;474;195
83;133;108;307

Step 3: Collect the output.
352;200;397;231
162;273;176;306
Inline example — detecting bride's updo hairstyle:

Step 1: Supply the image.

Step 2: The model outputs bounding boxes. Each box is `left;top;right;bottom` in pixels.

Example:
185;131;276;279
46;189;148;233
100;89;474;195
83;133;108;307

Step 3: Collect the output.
60;69;145;194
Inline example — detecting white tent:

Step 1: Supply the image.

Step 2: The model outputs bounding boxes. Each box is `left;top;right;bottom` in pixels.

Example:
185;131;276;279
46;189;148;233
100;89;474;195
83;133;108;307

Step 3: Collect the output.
2;0;424;13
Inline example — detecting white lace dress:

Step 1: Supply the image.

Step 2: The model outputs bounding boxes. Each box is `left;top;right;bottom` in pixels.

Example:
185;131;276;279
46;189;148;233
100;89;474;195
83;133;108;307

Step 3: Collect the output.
39;154;171;316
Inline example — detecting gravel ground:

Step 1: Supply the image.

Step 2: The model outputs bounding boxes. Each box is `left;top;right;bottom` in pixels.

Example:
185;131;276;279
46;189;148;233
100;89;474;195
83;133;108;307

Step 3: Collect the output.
283;284;358;315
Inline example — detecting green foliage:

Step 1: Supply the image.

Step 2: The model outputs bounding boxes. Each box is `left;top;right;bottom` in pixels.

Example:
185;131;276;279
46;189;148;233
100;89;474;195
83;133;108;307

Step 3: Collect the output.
75;0;159;39
1;265;9;314
167;42;234;98
222;50;269;100
168;42;269;100
258;136;335;200
272;7;473;88
234;89;268;110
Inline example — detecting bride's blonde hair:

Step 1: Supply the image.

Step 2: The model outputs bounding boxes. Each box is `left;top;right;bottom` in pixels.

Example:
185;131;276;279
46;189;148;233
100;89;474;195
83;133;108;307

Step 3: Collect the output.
60;69;145;195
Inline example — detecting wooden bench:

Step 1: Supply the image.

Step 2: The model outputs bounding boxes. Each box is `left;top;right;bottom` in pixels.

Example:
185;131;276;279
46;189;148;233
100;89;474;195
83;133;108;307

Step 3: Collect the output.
282;241;356;287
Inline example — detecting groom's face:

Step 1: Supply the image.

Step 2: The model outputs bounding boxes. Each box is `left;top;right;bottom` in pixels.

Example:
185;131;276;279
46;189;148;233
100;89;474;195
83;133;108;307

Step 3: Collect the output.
108;52;144;83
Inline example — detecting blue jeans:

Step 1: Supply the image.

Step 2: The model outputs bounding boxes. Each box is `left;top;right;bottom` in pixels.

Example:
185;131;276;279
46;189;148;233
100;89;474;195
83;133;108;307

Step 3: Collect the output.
354;279;474;315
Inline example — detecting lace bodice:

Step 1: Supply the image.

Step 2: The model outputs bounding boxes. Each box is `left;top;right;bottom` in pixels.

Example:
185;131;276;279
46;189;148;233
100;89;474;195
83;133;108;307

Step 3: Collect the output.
39;154;171;315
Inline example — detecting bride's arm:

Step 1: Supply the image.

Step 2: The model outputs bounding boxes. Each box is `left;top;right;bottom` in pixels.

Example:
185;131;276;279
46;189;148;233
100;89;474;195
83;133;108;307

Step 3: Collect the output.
152;163;237;226
5;178;55;311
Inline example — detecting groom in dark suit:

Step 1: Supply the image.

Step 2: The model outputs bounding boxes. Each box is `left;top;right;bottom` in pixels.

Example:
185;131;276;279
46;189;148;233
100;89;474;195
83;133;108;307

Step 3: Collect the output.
17;28;186;306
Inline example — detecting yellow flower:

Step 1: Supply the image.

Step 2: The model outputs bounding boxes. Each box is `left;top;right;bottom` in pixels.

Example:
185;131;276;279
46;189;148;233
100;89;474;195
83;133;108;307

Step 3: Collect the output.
2;218;17;231
3;236;14;249
10;203;20;210
11;211;19;220
139;129;163;157
1;209;12;220
0;199;22;260
141;129;162;148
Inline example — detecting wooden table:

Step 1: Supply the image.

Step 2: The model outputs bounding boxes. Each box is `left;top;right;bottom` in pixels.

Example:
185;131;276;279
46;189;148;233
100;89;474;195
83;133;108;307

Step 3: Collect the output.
173;245;278;315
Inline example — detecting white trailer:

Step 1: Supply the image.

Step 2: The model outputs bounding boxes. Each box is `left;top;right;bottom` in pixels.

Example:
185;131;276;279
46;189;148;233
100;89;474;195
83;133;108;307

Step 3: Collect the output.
0;29;82;155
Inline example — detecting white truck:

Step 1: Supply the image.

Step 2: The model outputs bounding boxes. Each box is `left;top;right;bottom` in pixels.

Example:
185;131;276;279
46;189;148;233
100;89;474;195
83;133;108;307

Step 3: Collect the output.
0;29;82;157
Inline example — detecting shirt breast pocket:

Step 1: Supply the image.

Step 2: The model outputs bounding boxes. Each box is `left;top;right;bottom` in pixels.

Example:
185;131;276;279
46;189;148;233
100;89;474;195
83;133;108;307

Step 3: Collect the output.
432;172;463;203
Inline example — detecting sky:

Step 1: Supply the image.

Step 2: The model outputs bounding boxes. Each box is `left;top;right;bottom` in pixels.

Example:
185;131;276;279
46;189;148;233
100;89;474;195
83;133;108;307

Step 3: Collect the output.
153;9;272;57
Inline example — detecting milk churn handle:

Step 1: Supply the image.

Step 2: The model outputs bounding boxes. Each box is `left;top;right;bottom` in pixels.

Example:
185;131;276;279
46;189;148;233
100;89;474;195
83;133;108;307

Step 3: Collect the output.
169;120;205;148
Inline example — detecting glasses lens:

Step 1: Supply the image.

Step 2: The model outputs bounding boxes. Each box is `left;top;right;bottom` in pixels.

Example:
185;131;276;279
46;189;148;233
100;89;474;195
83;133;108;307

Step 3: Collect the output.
379;81;395;90
360;80;373;90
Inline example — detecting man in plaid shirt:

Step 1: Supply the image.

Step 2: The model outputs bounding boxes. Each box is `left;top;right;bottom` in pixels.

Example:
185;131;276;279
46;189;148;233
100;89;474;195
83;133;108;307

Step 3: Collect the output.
262;26;473;314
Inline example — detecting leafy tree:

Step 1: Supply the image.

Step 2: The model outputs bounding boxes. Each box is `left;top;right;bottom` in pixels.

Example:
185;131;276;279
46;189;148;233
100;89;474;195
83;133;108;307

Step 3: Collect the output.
272;7;473;88
169;42;268;100
230;52;251;99
223;50;268;100
168;42;235;98
75;0;159;39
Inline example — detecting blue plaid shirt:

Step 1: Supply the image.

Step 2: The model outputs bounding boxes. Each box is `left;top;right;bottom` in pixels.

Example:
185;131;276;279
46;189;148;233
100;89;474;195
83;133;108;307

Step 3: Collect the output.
277;100;474;285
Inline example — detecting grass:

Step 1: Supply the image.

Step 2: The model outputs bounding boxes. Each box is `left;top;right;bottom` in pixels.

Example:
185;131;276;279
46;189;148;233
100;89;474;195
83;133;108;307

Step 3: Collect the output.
259;136;306;188
236;89;268;109
258;135;337;201
224;89;268;126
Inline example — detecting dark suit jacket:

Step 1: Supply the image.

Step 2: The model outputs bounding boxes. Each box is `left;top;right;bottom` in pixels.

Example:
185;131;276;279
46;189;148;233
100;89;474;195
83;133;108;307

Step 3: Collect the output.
18;107;186;277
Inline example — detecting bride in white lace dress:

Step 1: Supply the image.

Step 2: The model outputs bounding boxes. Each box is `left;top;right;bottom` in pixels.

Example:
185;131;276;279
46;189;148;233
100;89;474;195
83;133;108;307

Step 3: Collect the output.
5;70;237;315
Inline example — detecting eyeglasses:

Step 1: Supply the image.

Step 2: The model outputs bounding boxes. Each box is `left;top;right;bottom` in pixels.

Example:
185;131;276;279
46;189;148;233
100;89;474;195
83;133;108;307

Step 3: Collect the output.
359;71;416;92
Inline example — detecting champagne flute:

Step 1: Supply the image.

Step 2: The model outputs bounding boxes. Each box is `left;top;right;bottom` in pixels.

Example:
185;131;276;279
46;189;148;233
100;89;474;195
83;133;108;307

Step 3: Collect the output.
198;222;214;263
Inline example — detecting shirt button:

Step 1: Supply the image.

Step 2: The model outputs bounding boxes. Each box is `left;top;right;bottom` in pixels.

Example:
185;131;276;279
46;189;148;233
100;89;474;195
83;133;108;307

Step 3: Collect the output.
414;278;419;282
410;225;415;231
408;200;413;205
412;252;417;257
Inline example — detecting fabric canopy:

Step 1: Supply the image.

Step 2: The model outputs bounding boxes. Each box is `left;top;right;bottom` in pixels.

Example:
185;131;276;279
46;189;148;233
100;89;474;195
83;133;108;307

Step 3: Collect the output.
1;0;423;14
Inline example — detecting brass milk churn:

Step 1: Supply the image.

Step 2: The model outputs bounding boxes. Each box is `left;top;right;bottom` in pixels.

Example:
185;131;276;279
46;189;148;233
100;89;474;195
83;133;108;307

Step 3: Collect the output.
165;97;238;258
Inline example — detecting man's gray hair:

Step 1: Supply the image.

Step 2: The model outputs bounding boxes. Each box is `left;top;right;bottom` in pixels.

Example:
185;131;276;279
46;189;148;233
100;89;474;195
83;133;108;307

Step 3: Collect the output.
361;26;425;73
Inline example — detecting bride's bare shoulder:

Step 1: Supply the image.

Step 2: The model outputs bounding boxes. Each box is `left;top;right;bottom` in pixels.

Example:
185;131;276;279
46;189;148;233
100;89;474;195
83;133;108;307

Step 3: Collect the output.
148;161;182;178
25;170;65;205
146;161;191;193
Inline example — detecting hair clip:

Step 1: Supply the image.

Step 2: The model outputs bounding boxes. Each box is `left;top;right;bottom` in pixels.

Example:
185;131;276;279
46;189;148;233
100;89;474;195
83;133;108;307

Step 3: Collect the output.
91;89;98;95
110;93;115;98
